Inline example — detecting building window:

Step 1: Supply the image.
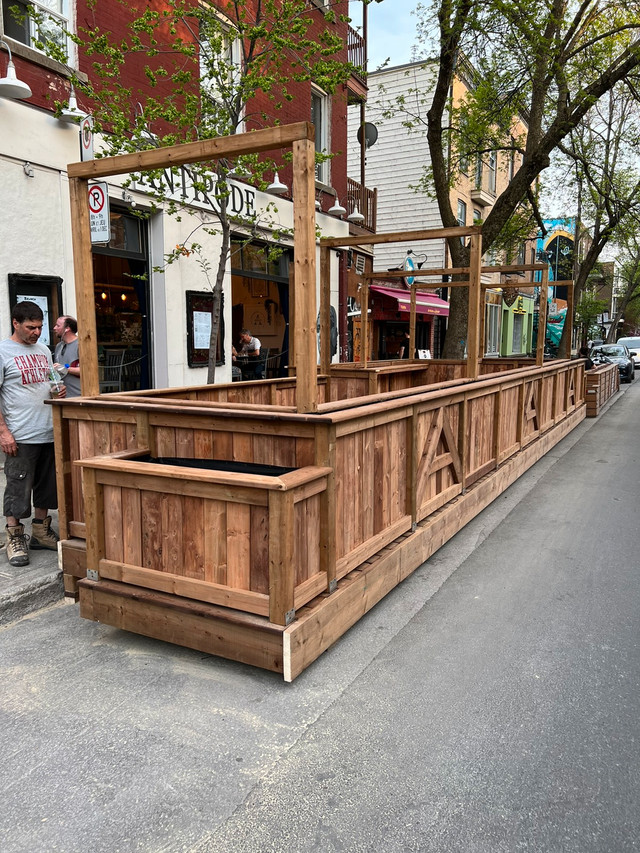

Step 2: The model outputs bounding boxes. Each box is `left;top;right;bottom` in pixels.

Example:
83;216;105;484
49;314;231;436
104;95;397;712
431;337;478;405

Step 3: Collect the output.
457;199;467;227
475;157;483;188
199;13;242;133
488;151;497;194
2;0;69;57
473;208;482;224
311;87;329;184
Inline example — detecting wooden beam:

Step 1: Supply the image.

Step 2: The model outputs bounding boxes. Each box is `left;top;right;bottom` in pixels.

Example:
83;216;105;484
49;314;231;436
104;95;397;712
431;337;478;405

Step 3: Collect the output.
466;232;483;380
68;122;315;179
69;177;100;396
292;137;318;413
320;225;482;249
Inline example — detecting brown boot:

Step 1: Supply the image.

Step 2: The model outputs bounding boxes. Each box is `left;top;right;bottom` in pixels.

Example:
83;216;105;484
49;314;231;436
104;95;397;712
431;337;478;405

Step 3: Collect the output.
30;516;59;551
5;524;30;566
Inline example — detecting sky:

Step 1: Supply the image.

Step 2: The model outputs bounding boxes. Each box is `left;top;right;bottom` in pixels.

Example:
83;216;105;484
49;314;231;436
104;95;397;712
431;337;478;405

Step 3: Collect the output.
350;0;421;71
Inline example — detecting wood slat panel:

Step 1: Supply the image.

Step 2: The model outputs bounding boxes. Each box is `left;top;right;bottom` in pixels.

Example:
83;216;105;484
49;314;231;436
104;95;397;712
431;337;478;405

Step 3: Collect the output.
204;499;227;585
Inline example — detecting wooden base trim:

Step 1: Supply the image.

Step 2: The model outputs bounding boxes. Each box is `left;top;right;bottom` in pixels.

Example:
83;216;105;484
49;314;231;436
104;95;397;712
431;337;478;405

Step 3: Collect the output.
79;578;285;673
98;559;270;616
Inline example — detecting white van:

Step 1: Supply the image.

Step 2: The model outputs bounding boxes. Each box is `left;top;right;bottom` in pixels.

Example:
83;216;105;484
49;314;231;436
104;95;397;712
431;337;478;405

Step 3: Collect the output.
617;337;640;368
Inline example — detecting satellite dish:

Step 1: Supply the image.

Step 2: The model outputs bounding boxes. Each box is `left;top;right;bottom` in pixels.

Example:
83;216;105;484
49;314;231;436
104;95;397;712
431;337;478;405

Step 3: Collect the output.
357;122;378;149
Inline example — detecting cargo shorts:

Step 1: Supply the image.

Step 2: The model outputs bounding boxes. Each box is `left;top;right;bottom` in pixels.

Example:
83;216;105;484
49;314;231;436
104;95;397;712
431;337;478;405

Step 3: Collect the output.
3;443;58;521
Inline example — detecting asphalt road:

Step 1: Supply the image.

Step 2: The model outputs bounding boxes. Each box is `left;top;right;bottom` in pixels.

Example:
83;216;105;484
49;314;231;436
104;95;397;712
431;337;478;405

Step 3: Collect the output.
1;379;639;852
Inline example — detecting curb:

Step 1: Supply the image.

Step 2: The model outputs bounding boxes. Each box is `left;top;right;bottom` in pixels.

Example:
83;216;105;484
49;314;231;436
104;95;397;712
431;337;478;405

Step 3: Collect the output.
0;568;64;627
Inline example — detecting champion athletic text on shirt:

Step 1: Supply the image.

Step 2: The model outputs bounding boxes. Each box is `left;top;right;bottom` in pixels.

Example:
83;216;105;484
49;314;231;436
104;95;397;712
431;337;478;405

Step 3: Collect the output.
12;352;51;385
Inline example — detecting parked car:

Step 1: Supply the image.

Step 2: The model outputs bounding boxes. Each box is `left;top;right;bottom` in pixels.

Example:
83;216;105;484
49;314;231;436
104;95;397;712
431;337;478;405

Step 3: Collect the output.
616;337;640;368
590;344;636;383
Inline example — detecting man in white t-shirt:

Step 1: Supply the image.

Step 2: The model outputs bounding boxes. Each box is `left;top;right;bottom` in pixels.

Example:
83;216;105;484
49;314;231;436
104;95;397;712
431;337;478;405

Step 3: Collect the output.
0;301;66;567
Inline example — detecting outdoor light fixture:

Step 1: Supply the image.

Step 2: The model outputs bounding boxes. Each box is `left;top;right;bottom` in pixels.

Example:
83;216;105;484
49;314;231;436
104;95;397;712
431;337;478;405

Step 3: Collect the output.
58;85;85;122
228;161;249;179
347;205;364;224
122;189;136;208
266;171;287;194
328;198;346;216
0;40;32;100
315;199;322;210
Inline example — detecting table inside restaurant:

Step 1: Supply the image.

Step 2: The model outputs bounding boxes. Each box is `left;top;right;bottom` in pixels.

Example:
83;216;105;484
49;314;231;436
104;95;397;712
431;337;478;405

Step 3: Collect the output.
234;355;265;380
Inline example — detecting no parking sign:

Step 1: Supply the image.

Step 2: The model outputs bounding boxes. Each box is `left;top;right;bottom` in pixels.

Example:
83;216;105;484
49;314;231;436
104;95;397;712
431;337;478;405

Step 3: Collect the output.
88;182;110;244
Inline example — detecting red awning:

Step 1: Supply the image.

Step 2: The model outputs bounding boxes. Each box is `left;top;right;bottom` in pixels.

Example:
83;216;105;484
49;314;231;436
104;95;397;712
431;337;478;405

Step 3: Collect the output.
370;285;450;317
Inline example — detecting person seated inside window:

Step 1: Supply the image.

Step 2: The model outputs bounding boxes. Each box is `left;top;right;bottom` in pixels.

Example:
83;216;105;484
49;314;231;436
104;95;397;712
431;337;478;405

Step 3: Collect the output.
232;329;263;377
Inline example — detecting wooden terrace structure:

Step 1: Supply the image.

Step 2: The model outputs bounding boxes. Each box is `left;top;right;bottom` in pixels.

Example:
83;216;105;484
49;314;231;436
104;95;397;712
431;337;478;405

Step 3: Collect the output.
55;122;586;680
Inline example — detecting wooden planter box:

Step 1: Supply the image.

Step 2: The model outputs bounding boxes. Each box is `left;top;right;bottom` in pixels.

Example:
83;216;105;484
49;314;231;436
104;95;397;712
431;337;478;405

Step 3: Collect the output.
584;362;619;417
55;358;585;680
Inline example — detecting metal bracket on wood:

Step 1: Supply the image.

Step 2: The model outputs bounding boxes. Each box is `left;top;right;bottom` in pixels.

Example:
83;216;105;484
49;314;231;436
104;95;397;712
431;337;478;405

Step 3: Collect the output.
285;608;296;626
86;569;99;581
328;579;337;593
411;522;417;532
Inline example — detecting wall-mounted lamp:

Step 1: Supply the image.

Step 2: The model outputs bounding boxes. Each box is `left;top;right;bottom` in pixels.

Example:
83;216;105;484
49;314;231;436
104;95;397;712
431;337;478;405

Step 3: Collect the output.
121;293;127;302
347;206;364;224
315;199;322;210
0;39;32;100
23;161;35;178
406;249;428;269
328;198;346;216
266;171;288;194
122;190;136;208
58;85;85;122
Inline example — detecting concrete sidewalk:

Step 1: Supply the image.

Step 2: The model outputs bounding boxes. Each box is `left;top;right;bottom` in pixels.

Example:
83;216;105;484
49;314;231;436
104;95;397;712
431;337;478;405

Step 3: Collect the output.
0;455;62;626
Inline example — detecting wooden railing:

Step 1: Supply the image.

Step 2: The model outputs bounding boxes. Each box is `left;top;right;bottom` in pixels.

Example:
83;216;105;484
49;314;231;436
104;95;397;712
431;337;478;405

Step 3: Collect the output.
55;358;585;628
347;26;366;86
584;362;619;416
347;177;377;232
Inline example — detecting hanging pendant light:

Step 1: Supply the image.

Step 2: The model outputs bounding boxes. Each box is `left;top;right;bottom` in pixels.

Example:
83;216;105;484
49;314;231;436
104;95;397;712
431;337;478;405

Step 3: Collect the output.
328;198;346;216
58;85;85;122
0;40;32;100
348;206;365;223
266;171;288;194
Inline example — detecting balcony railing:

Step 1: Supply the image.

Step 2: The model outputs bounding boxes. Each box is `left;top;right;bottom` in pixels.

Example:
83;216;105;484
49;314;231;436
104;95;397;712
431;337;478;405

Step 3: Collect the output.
348;26;366;87
347;177;377;232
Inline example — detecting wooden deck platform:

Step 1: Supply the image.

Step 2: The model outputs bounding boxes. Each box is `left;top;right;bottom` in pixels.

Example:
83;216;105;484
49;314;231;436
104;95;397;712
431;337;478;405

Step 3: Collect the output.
55;357;585;680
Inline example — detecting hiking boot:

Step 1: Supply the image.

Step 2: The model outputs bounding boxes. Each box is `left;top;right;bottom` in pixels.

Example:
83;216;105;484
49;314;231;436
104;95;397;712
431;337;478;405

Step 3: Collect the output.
5;524;30;567
30;516;59;551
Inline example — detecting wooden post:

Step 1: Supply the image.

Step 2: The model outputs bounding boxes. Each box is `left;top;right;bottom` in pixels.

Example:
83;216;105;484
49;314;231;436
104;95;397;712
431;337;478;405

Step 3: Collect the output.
410;286;417;360
268;490;295;625
292;137;318;413
466;233;482;379
82;466;105;574
52;405;72;539
320;246;331;375
69;177;100;396
362;283;369;367
316;423;337;592
565;279;575;359
536;268;549;367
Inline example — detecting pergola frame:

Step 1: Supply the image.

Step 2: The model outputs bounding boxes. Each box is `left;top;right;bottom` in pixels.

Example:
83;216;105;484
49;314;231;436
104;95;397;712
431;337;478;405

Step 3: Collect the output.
319;230;557;375
68;122;319;412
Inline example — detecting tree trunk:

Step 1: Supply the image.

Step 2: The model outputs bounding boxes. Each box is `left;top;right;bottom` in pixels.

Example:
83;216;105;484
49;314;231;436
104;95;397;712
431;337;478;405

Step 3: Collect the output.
206;184;230;385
